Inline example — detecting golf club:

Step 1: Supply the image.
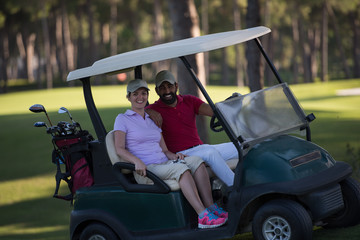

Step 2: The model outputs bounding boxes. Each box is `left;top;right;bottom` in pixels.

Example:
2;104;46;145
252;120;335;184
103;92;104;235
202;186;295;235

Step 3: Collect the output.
58;107;82;131
58;107;74;122
33;121;48;128
29;104;53;126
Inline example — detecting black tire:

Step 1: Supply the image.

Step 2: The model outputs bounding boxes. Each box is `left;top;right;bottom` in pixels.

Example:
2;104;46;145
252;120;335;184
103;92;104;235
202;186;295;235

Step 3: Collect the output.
80;223;119;240
252;199;313;240
324;177;360;228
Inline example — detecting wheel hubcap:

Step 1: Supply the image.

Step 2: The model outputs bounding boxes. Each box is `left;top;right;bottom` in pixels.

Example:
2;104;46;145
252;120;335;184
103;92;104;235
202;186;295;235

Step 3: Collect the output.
262;216;291;240
89;234;106;240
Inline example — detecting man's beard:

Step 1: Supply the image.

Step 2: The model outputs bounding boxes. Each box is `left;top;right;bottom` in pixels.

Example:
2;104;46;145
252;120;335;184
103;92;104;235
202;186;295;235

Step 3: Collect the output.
160;92;177;105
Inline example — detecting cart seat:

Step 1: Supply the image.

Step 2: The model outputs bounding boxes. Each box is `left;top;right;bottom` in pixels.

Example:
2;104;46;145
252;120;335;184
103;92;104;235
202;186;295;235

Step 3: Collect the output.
105;130;238;191
106;130;180;191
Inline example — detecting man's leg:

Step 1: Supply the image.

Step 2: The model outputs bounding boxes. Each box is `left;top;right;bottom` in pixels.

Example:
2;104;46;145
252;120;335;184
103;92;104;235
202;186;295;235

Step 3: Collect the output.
211;142;238;161
180;145;234;187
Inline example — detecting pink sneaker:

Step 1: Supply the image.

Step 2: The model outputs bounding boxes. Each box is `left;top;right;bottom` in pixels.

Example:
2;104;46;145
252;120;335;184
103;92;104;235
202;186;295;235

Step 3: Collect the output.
198;211;227;229
211;203;228;219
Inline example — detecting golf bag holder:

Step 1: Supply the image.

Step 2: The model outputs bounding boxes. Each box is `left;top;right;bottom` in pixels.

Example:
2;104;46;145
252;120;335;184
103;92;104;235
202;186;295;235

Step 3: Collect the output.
52;130;94;201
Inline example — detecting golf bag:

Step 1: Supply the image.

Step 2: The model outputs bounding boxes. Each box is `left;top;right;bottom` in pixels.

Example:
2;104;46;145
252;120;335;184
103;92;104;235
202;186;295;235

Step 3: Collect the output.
52;130;94;201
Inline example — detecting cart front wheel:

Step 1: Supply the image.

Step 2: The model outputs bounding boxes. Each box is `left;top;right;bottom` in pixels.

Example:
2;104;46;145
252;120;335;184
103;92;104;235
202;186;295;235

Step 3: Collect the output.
252;199;313;240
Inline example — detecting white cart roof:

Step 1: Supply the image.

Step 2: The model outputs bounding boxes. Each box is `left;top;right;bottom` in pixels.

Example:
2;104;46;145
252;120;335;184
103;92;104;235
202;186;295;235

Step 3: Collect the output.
67;26;271;81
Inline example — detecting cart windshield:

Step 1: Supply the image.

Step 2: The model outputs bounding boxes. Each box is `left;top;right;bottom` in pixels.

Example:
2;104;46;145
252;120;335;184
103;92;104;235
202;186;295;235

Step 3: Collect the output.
215;83;308;148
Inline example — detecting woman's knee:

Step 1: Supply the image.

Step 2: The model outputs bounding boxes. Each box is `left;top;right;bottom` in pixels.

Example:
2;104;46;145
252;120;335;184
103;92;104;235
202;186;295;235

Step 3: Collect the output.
185;156;204;172
178;169;191;182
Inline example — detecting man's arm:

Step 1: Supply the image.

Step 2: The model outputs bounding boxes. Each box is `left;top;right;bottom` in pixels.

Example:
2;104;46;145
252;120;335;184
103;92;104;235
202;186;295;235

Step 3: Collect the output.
145;108;163;127
198;102;214;117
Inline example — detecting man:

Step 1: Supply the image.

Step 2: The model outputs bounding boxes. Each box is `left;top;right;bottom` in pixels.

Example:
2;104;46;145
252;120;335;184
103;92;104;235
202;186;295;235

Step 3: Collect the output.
146;70;237;187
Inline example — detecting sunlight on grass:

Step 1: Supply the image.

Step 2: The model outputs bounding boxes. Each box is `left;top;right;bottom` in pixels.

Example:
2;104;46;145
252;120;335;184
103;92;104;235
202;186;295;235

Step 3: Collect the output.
0;224;66;235
0;174;56;206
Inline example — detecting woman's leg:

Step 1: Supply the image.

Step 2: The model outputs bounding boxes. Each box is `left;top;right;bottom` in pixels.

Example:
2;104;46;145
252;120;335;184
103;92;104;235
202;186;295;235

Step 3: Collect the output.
192;163;214;208
179;170;206;215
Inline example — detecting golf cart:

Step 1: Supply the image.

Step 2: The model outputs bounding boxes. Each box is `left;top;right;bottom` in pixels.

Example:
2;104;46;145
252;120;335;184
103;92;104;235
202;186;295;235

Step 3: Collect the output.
61;26;360;240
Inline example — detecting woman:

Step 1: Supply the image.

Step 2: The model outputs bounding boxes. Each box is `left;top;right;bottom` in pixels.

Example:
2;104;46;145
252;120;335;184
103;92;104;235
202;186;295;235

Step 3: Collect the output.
114;79;228;229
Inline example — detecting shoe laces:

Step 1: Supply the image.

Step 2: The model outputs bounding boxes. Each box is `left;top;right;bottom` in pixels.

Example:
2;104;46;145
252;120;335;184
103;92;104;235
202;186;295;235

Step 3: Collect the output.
203;211;220;221
213;203;226;214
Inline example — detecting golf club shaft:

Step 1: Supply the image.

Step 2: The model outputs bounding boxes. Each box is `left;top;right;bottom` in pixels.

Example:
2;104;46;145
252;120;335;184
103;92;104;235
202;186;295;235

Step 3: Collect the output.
45;112;53;126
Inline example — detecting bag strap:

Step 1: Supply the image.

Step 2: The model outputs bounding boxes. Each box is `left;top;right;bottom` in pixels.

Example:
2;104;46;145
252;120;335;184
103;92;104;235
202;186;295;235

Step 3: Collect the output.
52;149;73;202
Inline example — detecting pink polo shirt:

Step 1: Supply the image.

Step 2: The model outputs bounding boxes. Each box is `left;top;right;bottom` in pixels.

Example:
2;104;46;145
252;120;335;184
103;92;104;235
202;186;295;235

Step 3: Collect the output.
114;110;168;165
147;95;204;153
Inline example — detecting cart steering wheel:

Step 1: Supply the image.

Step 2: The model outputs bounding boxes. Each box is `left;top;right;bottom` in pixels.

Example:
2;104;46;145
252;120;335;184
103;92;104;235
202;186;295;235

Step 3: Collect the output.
210;92;242;133
210;114;224;132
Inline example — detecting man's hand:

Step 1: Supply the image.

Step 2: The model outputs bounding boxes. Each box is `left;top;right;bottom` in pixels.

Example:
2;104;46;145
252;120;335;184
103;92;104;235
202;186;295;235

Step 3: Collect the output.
145;108;163;127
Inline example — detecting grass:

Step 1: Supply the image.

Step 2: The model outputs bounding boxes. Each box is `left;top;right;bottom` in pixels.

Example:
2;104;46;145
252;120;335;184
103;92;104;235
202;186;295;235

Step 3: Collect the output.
0;79;359;240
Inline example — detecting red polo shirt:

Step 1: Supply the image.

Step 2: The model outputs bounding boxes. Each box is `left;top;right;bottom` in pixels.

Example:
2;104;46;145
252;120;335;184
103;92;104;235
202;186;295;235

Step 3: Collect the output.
147;95;204;153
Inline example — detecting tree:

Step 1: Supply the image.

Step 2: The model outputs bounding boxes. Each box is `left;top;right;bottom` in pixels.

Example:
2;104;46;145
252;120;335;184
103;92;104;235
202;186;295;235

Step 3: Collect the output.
351;4;360;78
320;1;328;82
152;0;167;73
41;3;53;88
233;0;247;87
326;2;351;79
167;0;208;143
246;0;263;92
0;29;9;93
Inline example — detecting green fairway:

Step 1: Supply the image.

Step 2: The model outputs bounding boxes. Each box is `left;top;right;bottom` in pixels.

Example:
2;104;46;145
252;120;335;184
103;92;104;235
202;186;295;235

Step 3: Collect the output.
0;80;359;240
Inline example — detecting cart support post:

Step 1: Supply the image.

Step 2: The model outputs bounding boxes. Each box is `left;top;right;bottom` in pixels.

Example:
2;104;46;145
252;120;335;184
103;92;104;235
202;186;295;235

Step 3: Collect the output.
81;77;107;142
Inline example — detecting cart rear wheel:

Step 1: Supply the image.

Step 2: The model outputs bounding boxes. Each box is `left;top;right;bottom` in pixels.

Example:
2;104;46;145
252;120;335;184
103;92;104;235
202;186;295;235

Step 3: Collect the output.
252;199;313;240
80;223;119;240
324;177;360;228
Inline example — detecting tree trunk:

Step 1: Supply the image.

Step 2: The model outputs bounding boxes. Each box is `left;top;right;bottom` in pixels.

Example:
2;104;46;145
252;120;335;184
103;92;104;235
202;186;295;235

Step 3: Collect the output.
130;0;140;49
221;48;230;85
16;33;27;79
152;0;167;73
233;0;245;87
87;0;96;66
326;3;351;79
291;12;300;84
320;1;328;82
41;6;53;89
76;8;86;68
167;0;208;143
309;28;320;81
298;16;312;83
26;33;36;84
246;0;263;92
110;0;118;56
0;30;9;93
263;0;275;86
202;0;209;84
56;10;67;82
62;2;74;74
351;8;360;78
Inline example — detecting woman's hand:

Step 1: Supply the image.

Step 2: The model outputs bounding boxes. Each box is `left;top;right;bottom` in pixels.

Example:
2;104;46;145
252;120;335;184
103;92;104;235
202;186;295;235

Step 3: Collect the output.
135;161;147;177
